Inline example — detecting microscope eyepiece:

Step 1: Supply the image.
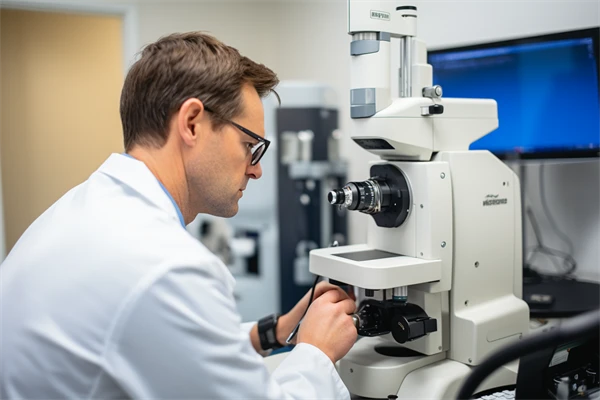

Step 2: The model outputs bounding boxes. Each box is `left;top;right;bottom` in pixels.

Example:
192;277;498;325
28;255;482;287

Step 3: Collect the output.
327;189;345;205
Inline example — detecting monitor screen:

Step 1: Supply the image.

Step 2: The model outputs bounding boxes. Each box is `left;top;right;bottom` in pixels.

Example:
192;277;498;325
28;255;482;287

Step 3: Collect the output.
428;28;600;159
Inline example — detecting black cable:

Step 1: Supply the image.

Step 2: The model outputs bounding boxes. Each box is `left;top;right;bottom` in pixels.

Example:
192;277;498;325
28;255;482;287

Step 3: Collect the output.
539;164;575;255
527;248;577;276
538;164;578;275
527;207;544;247
305;274;321;316
286;274;321;344
455;308;600;400
525;207;577;276
526;207;563;273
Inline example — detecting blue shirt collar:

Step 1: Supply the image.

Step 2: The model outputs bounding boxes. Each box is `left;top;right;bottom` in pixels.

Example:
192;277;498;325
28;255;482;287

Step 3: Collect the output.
122;153;186;228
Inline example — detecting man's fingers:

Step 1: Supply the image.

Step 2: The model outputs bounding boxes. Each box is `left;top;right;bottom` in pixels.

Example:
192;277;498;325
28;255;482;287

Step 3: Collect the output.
338;298;357;315
312;281;337;298
318;286;351;303
309;282;342;300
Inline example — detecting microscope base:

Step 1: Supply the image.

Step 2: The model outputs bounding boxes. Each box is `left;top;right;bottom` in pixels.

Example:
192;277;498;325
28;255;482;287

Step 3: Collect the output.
339;337;518;399
338;336;446;398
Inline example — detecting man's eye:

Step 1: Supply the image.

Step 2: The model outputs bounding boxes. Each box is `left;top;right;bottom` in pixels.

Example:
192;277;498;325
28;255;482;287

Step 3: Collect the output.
246;143;254;150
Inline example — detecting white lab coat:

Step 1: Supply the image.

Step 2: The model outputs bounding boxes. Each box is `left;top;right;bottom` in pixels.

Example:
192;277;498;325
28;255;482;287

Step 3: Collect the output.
0;153;350;400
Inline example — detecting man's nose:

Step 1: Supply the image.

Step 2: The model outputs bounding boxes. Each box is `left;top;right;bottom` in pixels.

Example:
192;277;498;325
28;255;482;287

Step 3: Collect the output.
247;162;262;179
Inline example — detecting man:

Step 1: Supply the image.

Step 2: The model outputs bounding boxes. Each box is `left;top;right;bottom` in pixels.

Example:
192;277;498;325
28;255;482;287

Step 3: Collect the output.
0;32;357;399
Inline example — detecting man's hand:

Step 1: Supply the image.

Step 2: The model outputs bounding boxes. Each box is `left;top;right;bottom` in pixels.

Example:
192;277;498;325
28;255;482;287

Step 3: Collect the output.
276;281;355;346
296;287;358;363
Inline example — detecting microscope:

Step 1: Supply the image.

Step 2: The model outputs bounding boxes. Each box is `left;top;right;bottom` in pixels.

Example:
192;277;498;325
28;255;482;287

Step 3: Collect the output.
308;1;530;398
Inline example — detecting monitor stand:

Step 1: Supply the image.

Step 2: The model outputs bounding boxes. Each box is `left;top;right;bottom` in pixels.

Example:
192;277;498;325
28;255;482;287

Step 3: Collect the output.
524;276;600;318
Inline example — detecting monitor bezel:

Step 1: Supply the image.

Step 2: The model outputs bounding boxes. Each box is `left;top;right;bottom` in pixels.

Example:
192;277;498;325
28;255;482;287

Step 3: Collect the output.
428;27;600;160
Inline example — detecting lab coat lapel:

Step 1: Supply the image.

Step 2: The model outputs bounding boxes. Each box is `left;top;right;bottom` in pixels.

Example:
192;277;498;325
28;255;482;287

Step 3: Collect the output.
97;153;182;227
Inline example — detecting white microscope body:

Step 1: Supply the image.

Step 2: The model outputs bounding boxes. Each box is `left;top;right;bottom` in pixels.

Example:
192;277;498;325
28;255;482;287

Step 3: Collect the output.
308;2;530;398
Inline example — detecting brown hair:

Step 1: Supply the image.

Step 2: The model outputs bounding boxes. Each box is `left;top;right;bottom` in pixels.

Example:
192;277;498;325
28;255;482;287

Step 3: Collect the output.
120;32;279;151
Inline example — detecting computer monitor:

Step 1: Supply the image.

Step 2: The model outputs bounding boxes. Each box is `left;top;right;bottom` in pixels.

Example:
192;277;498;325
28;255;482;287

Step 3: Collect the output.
428;28;600;159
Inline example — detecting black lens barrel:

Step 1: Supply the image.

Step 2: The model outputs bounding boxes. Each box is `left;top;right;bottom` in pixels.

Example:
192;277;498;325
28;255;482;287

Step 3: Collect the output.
327;165;411;228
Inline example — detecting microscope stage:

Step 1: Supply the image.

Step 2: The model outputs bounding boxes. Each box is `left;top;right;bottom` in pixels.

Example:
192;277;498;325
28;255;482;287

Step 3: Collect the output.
309;244;441;289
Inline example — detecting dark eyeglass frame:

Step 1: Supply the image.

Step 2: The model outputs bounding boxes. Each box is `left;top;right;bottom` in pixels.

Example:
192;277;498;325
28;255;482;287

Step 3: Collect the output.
204;106;270;166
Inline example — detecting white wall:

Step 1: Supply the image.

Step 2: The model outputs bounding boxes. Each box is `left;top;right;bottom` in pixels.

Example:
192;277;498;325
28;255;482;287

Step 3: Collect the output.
0;1;277;75
136;2;278;69
417;0;598;50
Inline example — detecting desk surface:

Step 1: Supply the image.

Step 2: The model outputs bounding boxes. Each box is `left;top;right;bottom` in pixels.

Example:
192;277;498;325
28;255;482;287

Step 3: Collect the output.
523;279;600;318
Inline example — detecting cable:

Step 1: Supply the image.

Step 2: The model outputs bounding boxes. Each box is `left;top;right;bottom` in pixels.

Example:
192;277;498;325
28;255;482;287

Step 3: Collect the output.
537;164;578;275
522;163;578;278
455;308;600;400
526;207;564;273
525;207;577;277
539;164;575;255
286;274;321;344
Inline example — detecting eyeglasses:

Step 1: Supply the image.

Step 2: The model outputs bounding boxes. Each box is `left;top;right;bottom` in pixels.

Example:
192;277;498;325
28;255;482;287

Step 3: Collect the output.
204;107;270;166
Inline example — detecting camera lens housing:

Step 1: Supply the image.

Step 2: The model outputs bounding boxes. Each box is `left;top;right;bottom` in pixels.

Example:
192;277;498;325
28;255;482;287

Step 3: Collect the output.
328;179;392;214
328;164;411;228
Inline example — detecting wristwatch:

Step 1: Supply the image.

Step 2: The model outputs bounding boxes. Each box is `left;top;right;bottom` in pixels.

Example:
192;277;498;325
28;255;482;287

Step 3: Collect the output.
257;313;284;351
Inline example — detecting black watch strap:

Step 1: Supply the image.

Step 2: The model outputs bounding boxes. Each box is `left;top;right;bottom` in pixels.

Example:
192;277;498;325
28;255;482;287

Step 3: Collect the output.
257;313;284;351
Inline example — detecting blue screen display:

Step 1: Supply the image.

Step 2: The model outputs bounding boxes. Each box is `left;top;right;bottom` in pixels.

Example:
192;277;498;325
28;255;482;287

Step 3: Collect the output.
429;33;600;156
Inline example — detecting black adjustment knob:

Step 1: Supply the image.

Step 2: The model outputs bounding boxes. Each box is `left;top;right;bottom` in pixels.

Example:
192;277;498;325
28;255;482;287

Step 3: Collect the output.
421;104;444;116
391;315;438;343
586;367;598;385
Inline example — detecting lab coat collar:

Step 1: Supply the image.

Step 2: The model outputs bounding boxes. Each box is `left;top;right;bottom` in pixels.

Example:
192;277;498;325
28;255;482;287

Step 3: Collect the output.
97;153;185;228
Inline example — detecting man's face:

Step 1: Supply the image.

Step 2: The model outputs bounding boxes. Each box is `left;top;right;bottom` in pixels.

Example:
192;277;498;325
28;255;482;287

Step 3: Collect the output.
186;84;264;218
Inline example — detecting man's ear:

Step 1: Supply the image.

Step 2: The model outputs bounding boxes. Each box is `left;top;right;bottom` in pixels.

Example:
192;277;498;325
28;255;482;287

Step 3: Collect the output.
176;98;208;146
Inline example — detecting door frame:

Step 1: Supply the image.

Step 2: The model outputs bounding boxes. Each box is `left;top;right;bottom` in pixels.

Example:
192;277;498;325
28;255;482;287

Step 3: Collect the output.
0;1;138;260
